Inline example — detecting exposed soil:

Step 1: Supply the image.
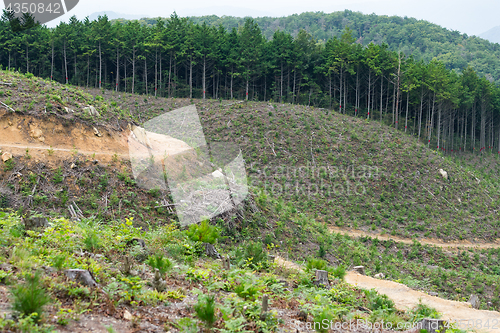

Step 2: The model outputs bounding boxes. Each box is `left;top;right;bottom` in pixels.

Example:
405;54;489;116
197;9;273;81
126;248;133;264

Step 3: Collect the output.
276;256;500;333
329;226;500;250
0;111;193;165
346;272;500;333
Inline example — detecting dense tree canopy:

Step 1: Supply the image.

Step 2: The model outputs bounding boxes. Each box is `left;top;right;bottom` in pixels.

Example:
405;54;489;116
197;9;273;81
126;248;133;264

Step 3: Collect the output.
2;11;500;155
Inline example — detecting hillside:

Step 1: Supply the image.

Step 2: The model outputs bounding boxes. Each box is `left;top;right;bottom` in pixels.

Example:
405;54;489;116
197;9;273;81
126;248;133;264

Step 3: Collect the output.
2;68;500;320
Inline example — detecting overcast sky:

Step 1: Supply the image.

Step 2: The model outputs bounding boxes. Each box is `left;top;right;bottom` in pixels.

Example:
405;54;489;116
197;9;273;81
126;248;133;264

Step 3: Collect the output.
37;0;499;36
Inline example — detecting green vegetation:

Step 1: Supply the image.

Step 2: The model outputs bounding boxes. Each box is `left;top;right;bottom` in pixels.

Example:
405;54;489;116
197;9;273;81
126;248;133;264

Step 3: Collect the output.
0;211;463;331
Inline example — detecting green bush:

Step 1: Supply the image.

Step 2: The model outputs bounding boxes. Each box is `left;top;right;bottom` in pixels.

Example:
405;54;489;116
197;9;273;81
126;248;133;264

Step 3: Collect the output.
329;265;347;280
306;258;328;272
83;231;102;252
194;294;217;331
186;220;220;244
234;241;268;270
364;289;395;313
11;271;51;322
409;301;440;322
146;253;172;276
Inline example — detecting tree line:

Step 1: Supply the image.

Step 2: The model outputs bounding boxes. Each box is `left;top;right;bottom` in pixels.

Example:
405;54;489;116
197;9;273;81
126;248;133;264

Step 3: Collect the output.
1;12;500;154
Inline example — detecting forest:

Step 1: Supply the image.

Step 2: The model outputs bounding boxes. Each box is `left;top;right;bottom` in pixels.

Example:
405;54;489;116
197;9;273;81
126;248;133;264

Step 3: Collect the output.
1;11;500;154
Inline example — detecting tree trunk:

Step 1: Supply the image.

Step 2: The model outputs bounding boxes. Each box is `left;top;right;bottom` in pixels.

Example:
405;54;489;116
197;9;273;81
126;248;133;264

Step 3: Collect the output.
51;41;54;80
367;69;371;119
144;55;148;95
230;67;233;99
189;55;193;99
168;51;172;98
116;47;119;92
394;53;401;129
202;57;206;99
405;92;409;132
154;47;157;97
418;87;423;139
246;67;249;101
63;41;68;84
86;55;89;88
380;72;384;121
132;47;136;94
98;41;102;89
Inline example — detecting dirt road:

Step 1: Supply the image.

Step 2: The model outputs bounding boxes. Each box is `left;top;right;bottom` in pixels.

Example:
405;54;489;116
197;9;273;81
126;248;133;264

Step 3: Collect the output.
329;226;500;250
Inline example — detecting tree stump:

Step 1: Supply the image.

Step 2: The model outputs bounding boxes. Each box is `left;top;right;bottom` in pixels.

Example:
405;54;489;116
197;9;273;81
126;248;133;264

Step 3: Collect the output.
126;238;146;249
315;270;329;287
468;294;480;309
204;243;221;259
260;295;269;321
419;318;446;333
24;216;49;229
222;256;231;270
353;266;365;275
64;269;98;287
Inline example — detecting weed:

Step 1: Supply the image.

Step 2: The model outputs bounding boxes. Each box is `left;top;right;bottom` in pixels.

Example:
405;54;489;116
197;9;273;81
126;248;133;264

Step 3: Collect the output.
194;294;217;331
83;231;102;252
11;271;51;322
3;159;14;172
186;219;220;244
306;258;328;272
234;241;269;270
52;167;63;183
146;253;172;276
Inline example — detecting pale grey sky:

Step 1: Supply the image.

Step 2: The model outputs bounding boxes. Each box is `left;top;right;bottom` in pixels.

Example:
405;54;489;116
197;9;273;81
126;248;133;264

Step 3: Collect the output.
35;0;499;36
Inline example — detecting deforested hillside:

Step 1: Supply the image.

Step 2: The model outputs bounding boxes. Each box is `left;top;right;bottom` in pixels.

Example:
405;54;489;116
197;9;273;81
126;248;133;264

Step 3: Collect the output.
1;68;499;241
2;69;500;331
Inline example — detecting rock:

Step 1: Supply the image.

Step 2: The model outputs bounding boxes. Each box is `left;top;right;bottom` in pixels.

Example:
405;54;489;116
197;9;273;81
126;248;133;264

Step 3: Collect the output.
123;310;133;321
25;216;49;229
84;106;99;117
31;128;42;138
212;168;224;178
139;322;160;332
64;107;74;113
70;163;76;169
93;127;102;137
468;294;480;309
487;301;493;307
92;160;99;164
353;266;365;275
428;292;438;296
64;269;98;287
438;169;448;180
374;273;385;279
2;152;12;162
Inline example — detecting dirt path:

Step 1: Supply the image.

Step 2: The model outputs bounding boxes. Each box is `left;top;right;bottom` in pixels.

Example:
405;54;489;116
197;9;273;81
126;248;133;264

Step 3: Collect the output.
329;226;500;250
346;272;500;333
274;257;500;333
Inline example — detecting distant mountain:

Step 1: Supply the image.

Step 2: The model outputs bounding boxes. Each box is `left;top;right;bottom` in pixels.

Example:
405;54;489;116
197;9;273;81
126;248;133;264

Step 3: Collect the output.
479;26;500;44
87;11;149;21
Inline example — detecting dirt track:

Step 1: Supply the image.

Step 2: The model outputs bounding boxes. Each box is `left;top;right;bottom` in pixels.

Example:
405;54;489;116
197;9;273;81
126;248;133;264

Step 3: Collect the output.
346;272;500;333
274;256;500;333
329;226;500;250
